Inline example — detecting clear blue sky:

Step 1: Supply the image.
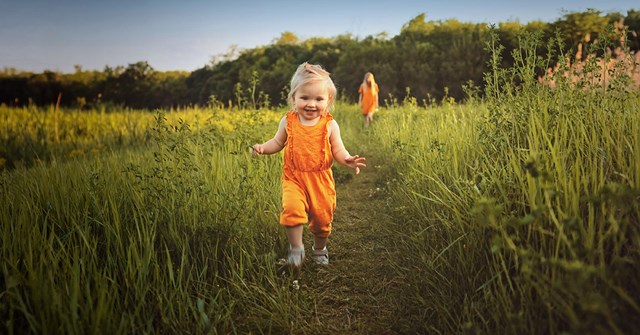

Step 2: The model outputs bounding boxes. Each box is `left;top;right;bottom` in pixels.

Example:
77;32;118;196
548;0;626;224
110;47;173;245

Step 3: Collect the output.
0;0;637;73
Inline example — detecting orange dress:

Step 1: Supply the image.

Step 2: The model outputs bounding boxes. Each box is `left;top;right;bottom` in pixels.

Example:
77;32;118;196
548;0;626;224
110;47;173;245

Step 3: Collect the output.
359;83;379;115
279;111;336;238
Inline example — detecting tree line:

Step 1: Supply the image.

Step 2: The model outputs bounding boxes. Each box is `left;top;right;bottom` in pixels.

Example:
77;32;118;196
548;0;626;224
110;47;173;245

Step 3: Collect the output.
1;9;639;110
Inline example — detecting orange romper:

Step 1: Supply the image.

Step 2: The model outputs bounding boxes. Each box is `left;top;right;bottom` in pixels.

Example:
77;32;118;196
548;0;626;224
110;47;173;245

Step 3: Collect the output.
359;83;379;115
279;111;336;238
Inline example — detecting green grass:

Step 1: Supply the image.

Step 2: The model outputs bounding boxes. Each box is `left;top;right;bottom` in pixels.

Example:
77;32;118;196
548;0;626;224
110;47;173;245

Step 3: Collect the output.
1;107;307;333
367;32;640;334
1;32;639;334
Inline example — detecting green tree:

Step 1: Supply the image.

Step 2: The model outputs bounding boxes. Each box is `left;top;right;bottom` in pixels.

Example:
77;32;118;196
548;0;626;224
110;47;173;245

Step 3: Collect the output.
624;9;640;50
112;61;156;108
551;9;609;58
275;31;299;45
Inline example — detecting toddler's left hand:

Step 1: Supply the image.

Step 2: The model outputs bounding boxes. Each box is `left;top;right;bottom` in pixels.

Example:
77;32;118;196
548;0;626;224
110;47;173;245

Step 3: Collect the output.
345;155;366;174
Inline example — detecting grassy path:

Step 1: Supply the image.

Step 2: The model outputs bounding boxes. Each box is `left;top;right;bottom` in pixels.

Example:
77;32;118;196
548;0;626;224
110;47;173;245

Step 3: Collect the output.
294;134;404;334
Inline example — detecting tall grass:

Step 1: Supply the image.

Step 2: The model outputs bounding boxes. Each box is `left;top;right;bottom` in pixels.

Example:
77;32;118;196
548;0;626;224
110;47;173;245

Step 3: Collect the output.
371;31;640;333
0;105;151;169
1;102;370;334
2;30;638;333
0;104;261;170
0;105;334;333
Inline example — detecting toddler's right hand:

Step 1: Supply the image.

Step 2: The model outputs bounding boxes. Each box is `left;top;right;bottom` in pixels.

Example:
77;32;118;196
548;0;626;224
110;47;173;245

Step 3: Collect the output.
251;144;262;156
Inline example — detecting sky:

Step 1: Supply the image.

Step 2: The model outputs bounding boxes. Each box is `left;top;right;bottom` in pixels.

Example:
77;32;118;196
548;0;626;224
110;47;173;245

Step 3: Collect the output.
1;0;638;73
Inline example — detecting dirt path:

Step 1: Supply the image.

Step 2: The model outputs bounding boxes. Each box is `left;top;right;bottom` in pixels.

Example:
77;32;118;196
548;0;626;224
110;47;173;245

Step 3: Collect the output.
297;137;404;334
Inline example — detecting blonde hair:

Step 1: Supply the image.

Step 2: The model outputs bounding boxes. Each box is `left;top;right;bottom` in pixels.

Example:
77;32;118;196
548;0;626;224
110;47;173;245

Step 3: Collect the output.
288;62;337;113
361;72;376;93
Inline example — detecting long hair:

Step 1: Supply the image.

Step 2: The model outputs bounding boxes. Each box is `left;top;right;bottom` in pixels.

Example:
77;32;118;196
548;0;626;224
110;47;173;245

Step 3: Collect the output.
288;62;337;113
361;72;376;93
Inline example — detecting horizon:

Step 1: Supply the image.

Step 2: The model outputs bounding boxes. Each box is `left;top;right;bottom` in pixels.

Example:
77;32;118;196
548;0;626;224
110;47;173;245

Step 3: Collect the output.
1;0;638;74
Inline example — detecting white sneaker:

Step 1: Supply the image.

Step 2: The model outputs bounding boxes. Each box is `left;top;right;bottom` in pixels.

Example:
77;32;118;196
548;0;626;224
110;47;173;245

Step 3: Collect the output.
312;246;329;265
287;245;305;268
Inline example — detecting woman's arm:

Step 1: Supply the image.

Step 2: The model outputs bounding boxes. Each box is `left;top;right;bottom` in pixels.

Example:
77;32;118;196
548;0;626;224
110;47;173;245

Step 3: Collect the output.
253;116;287;154
374;84;379;109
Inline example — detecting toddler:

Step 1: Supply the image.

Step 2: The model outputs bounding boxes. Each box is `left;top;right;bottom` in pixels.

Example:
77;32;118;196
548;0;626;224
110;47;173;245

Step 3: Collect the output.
253;63;366;268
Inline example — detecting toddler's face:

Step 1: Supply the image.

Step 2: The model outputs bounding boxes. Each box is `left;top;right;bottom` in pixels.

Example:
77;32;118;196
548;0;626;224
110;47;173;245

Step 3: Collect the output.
293;81;331;121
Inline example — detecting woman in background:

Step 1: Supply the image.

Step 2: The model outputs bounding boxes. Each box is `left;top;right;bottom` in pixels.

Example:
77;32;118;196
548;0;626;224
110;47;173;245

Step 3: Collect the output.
358;72;379;127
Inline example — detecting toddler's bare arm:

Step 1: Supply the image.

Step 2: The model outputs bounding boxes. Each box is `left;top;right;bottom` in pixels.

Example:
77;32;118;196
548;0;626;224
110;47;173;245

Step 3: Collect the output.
328;121;367;174
253;117;287;155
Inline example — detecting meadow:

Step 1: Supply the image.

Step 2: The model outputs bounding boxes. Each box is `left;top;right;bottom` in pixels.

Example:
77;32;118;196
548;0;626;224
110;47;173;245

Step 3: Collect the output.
1;36;639;334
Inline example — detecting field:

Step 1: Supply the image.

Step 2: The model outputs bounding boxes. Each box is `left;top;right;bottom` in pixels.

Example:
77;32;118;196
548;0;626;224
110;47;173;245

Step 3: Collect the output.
2;48;640;333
